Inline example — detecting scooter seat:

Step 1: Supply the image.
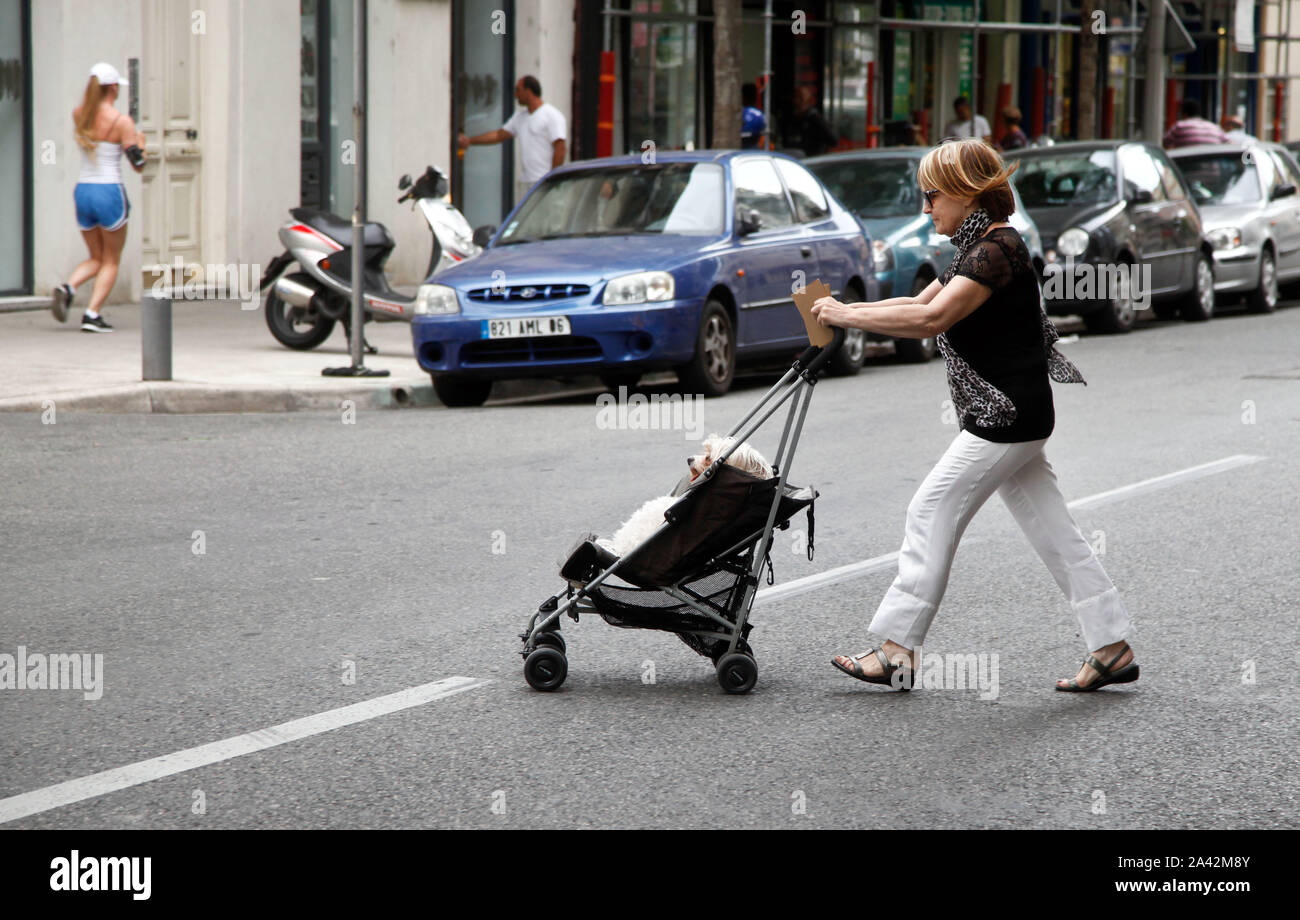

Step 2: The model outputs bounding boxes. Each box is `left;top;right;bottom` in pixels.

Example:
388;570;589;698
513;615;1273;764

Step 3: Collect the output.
291;207;394;249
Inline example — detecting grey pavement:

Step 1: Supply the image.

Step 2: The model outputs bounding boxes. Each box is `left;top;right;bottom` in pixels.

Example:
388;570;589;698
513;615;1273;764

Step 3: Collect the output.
1;298;1297;828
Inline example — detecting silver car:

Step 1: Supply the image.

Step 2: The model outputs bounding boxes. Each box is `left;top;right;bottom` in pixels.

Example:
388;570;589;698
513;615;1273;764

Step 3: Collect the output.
1169;142;1300;313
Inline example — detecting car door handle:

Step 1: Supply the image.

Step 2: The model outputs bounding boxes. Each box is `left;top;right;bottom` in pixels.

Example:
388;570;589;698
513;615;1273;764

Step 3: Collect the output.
800;246;813;258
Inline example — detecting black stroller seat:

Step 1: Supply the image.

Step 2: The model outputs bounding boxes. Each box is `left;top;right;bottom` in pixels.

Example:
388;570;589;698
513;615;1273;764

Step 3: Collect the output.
556;465;816;664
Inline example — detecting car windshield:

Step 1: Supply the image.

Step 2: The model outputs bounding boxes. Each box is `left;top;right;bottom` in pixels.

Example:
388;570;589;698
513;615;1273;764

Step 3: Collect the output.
806;158;921;218
1012;151;1118;208
498;163;725;243
1174;154;1262;205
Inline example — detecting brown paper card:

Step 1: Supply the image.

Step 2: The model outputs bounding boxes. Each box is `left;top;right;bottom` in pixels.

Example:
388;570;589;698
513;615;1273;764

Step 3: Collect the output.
791;279;834;348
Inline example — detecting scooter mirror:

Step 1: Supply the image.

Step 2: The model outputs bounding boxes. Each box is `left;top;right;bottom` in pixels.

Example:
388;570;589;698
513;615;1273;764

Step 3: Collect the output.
398;174;413;190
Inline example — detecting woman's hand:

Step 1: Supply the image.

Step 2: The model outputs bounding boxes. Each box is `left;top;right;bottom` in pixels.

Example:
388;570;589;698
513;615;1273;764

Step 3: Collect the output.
810;295;856;329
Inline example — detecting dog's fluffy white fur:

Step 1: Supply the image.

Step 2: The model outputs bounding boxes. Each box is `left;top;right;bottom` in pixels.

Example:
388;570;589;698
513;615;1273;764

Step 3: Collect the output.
597;434;772;556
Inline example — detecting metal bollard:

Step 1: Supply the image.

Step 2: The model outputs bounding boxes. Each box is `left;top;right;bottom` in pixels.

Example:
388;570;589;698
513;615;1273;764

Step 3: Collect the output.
141;293;172;381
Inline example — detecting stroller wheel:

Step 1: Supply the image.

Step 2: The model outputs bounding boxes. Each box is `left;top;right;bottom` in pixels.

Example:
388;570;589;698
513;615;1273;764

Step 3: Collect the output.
715;652;758;695
534;631;566;655
524;647;568;691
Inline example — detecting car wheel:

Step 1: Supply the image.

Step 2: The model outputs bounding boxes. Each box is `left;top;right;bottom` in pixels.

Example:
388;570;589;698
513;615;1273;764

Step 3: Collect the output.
675;299;735;397
1082;265;1136;334
827;283;867;376
1180;254;1216;322
432;375;492;407
894;275;938;361
1246;250;1279;314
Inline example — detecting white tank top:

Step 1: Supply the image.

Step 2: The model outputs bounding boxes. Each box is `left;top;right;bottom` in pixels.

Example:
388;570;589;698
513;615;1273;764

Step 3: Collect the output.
78;141;124;184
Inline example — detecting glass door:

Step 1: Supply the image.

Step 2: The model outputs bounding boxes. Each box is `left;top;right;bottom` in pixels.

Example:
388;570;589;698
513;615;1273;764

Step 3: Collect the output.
452;0;514;227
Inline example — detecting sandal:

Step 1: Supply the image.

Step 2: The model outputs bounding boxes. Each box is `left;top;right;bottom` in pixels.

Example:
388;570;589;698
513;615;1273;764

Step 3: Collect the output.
831;647;916;691
1055;642;1140;692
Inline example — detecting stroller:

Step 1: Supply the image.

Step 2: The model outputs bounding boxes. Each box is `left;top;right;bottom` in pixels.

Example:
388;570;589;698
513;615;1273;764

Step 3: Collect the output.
519;326;845;694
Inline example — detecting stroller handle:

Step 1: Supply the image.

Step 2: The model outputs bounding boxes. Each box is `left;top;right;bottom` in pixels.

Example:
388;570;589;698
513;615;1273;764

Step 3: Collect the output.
795;325;846;379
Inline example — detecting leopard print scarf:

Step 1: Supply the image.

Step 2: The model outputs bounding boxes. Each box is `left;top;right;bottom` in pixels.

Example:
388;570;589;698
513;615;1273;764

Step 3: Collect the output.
935;208;1087;430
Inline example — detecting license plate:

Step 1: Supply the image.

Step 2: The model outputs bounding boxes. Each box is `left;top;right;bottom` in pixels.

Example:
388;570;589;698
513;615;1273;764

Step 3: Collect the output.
482;316;571;339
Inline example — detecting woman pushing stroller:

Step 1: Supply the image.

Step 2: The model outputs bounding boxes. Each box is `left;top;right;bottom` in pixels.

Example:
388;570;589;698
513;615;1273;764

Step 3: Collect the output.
811;138;1138;694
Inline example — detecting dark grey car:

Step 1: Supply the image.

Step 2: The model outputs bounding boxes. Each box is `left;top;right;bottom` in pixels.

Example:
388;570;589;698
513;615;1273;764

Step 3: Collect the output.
1169;142;1300;313
1006;141;1216;332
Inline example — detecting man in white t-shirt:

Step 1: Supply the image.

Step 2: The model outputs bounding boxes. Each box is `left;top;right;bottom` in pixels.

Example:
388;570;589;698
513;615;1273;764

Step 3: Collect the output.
943;95;992;145
459;75;567;206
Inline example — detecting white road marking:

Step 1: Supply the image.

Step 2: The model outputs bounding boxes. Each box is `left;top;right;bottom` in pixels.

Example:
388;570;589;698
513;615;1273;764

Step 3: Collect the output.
0;676;487;825
1064;454;1264;511
757;454;1265;605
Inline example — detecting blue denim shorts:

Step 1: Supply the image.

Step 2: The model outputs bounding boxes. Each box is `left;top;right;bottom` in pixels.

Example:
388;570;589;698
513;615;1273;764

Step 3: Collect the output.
74;183;130;231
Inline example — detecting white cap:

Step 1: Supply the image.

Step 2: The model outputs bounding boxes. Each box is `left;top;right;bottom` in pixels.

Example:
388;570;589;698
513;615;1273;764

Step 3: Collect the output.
89;62;128;86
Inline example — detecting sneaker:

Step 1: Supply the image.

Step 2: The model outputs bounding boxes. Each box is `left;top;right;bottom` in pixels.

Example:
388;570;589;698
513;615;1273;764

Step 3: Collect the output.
50;284;74;323
80;313;114;333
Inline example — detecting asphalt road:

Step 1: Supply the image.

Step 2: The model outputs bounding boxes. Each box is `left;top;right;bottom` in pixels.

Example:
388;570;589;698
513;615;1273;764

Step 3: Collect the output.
2;302;1298;829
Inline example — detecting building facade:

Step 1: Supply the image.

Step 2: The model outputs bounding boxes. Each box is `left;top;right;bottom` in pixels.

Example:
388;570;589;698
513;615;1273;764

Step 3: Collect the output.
3;0;1299;305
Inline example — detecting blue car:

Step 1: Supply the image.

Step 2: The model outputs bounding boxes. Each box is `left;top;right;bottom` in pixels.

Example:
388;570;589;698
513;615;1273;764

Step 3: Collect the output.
410;151;873;406
806;148;1045;361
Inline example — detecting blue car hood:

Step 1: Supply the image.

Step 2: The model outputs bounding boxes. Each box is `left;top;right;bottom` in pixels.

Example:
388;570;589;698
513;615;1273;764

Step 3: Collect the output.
432;234;729;289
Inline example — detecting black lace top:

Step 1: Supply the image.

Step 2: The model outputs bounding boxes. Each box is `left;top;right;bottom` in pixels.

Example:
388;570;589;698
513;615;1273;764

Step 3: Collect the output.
938;226;1083;443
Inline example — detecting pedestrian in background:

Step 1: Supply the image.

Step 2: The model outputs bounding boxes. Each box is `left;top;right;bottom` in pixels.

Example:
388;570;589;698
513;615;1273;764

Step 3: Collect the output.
459;75;566;207
944;95;992;145
1222;114;1256;144
785;85;838;157
1163;98;1228;148
811;138;1137;694
998;106;1029;151
740;82;766;149
51;62;146;333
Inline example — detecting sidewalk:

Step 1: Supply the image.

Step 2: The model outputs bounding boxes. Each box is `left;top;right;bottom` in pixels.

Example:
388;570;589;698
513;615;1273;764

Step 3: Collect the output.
0;299;438;413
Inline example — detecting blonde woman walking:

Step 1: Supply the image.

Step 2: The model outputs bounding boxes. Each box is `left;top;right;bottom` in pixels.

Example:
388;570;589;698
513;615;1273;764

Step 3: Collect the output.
811;138;1138;694
50;62;145;333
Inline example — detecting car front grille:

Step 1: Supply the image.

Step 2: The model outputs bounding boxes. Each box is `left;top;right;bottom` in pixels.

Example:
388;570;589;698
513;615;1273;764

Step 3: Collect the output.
465;283;592;303
460;335;603;365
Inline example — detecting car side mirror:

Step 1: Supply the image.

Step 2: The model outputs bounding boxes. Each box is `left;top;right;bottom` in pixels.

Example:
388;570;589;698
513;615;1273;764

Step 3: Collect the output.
1272;183;1297;200
737;207;763;235
472;224;497;248
398;174;413;190
1128;188;1153;204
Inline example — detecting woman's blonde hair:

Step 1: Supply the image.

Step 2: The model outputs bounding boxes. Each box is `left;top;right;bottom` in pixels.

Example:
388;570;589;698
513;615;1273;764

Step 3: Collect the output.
917;137;1019;221
74;76;111;153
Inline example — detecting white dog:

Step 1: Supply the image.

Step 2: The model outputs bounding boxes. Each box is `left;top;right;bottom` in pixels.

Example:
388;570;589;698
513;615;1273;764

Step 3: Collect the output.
598;434;772;556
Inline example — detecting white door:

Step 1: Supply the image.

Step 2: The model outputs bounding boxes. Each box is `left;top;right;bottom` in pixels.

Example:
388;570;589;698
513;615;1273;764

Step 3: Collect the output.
140;0;202;290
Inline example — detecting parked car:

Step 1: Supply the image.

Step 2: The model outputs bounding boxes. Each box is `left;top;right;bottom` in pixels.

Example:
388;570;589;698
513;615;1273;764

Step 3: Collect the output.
805;147;1045;361
1169;142;1300;313
1005;141;1216;331
410;151;873;406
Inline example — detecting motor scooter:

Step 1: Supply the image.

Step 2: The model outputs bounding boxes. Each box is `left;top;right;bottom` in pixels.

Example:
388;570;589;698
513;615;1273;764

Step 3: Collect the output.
258;165;491;351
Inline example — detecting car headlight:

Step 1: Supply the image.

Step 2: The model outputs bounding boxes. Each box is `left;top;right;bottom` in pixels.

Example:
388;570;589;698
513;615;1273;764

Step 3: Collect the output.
413;283;460;315
1057;227;1090;258
872;240;893;273
1207;227;1243;250
602;271;675;306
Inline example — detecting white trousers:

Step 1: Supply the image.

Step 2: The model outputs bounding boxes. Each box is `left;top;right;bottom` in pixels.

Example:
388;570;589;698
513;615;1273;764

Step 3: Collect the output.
869;430;1131;651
